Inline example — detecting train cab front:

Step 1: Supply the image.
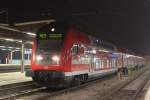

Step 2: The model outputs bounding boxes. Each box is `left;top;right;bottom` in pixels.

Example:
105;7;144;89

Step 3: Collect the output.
26;22;72;88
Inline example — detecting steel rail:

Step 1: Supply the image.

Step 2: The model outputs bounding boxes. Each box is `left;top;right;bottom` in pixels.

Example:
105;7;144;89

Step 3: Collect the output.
103;67;149;100
24;74;116;100
131;73;150;100
0;81;47;100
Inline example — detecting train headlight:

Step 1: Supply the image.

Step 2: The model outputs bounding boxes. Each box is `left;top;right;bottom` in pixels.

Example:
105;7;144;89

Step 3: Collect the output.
51;28;55;32
52;55;59;61
36;55;43;61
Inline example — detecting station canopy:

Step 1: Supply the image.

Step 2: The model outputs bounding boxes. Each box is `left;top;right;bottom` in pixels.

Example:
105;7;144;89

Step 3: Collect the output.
0;19;55;51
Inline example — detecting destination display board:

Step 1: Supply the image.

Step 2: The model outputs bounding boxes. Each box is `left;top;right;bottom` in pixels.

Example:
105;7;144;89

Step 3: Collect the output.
37;32;63;40
36;22;67;40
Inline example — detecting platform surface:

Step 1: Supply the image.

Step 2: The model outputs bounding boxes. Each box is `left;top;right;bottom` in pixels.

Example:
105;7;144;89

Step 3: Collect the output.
0;72;32;86
145;85;150;100
143;78;150;100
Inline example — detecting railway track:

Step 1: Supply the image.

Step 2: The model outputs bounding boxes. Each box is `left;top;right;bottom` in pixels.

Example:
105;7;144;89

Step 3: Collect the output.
102;67;150;100
1;67;148;100
15;74;116;100
16;68;148;100
0;81;47;100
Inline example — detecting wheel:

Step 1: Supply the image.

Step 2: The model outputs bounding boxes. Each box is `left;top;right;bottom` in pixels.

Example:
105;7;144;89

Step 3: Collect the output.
32;77;41;86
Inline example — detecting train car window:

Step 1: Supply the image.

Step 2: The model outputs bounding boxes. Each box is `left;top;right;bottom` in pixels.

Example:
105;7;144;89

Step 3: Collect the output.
95;62;98;69
107;60;109;68
99;60;102;69
72;44;91;65
71;44;79;55
101;59;104;69
114;59;117;67
94;58;99;69
110;59;112;68
37;40;62;51
111;59;116;68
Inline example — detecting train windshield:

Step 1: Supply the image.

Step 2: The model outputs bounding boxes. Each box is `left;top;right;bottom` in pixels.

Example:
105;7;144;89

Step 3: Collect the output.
37;40;62;51
35;22;68;65
36;22;68;50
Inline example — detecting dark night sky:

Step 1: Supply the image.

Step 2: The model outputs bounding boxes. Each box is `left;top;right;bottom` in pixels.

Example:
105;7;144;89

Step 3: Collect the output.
0;0;150;54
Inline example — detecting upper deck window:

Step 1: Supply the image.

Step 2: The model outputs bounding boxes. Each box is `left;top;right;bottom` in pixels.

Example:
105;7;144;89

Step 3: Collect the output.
37;22;68;40
36;22;69;50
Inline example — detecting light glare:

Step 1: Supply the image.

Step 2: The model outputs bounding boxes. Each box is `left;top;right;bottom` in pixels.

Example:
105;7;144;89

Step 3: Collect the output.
51;28;55;32
26;32;36;36
36;55;43;61
52;55;59;61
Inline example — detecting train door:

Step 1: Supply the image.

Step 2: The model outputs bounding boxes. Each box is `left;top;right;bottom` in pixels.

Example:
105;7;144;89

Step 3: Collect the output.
90;54;95;72
90;55;101;72
95;58;100;70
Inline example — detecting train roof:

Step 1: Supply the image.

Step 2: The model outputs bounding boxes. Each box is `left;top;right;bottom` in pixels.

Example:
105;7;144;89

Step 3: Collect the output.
36;21;117;51
87;35;117;51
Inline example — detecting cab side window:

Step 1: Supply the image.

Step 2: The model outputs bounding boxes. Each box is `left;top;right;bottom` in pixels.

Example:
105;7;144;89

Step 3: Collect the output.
71;44;79;55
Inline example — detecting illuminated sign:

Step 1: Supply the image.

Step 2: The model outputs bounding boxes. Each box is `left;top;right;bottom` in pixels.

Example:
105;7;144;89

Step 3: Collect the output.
39;33;47;39
38;32;63;40
49;34;62;39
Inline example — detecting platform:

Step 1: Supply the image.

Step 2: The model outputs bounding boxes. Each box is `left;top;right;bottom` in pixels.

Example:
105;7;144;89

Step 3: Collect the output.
0;72;32;86
145;83;150;100
0;64;30;73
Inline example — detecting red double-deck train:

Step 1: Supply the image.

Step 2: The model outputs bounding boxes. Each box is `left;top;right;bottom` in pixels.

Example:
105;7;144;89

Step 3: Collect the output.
26;22;145;87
